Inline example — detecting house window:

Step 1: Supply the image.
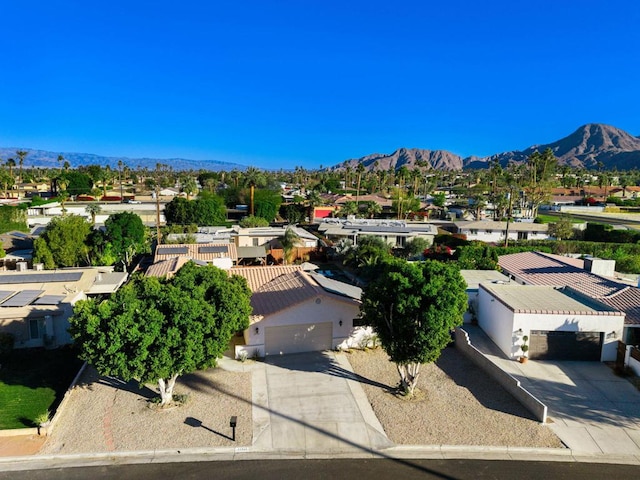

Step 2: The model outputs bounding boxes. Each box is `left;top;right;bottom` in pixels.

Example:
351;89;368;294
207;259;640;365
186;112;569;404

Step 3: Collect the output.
353;317;368;327
518;231;529;240
252;238;259;246
487;229;493;234
470;229;478;235
29;319;40;339
396;236;406;248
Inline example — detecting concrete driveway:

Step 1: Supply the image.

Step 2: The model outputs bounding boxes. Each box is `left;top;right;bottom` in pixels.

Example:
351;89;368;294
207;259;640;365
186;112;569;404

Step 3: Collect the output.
512;360;640;455
251;351;391;454
463;325;640;455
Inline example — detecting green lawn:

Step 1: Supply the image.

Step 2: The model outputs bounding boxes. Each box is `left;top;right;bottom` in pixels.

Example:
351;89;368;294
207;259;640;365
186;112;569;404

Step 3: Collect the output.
0;347;83;429
536;213;585;224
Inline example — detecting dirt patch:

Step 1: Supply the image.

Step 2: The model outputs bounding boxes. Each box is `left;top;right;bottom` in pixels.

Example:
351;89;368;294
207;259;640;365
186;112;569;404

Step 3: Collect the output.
346;347;563;448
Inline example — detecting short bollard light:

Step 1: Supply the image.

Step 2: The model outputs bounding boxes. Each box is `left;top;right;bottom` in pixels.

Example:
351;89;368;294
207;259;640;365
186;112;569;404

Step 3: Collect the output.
230;416;237;441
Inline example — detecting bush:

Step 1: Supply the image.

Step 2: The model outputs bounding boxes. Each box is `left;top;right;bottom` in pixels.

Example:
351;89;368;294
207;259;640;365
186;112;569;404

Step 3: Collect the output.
0;332;14;359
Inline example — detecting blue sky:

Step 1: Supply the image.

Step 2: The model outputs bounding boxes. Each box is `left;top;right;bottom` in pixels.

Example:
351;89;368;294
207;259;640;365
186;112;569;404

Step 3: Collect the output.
1;1;639;169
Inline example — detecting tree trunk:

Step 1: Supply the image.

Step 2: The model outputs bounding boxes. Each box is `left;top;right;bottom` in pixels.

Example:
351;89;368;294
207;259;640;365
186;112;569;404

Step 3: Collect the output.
396;362;421;396
158;373;179;406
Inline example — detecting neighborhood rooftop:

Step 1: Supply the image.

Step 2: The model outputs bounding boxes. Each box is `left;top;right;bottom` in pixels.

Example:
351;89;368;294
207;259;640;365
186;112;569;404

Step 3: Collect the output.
499;251;640;325
479;283;621;316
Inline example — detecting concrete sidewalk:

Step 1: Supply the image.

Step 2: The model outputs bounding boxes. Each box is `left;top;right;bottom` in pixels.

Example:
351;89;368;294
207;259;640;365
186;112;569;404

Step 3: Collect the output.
463;325;640;456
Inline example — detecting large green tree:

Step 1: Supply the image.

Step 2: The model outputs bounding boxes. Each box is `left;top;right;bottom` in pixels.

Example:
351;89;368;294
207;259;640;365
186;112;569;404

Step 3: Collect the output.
361;259;468;395
164;193;226;226
253;189;282;222
104;211;147;266
69;262;252;406
33;215;91;268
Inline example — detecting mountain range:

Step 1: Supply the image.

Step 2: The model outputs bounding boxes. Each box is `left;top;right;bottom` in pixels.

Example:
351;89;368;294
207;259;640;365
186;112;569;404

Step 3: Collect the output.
338;124;640;172
0;148;246;172
2;123;639;173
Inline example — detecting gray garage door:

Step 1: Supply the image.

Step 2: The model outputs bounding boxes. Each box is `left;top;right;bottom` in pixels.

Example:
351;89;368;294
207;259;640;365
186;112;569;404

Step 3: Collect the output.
529;330;602;361
264;322;333;356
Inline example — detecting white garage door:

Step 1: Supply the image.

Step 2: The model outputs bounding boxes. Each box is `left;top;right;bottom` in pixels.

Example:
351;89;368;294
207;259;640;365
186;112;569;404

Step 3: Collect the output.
265;322;333;356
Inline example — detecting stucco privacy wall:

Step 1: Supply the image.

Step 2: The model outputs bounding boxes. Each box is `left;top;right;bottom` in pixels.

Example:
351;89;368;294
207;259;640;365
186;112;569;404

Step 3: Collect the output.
455;328;547;423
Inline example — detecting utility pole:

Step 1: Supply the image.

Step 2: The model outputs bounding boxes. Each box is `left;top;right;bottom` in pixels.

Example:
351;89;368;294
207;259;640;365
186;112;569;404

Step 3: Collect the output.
155;163;163;244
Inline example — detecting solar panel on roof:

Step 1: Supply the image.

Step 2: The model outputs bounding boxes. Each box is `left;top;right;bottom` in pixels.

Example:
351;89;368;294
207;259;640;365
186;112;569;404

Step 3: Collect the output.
33;295;66;305
1;290;44;307
156;246;189;256
198;245;228;254
0;272;83;284
0;291;15;303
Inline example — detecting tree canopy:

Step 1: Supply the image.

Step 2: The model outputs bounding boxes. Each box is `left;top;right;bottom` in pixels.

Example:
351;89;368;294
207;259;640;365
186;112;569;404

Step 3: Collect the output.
253;189;282;221
33;215;91;268
164;193;227;226
104;211;147;266
360;259;468;395
69;262;252;405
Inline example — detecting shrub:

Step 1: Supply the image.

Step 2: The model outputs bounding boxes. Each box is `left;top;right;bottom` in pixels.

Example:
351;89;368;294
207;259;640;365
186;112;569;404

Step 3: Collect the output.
0;332;14;359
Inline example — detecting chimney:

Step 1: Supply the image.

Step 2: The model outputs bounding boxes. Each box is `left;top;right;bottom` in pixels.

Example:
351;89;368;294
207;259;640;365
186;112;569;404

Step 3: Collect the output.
16;262;28;272
584;257;616;277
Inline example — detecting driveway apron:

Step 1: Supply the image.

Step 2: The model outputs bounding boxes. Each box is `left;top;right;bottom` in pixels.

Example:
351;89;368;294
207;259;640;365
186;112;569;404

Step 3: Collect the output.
463;325;640;455
254;351;391;454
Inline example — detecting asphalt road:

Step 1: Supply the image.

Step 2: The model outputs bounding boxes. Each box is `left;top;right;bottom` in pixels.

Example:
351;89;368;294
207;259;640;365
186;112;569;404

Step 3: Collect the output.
545;210;640;229
2;459;637;480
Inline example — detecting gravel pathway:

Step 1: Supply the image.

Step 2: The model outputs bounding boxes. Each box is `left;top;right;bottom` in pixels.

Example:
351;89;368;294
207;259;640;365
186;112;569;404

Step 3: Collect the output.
40;362;252;455
346;347;563;448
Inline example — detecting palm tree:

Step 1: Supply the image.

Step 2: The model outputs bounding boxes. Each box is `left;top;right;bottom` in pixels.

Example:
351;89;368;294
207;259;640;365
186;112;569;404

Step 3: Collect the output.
365;201;382;219
181;176;199;200
16;150;27;185
57;155;65;174
85;203;102;225
57;179;69;215
355;163;365;206
306;190;322;221
339;200;359;218
243;167;267;216
278;227;300;265
6;158;15;180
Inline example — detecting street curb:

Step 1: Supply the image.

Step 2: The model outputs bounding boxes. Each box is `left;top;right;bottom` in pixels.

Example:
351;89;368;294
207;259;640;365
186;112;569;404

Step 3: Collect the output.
1;445;639;471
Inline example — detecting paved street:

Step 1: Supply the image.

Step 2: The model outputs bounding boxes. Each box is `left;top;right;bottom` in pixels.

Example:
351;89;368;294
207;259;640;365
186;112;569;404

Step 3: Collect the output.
1;458;638;480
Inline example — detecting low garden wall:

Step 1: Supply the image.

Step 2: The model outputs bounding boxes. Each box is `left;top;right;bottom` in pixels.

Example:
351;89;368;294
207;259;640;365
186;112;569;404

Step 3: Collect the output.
455;328;548;423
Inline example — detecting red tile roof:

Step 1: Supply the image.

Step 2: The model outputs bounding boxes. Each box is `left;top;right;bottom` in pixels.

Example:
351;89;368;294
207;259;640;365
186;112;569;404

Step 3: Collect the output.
229;265;303;292
499;251;640;325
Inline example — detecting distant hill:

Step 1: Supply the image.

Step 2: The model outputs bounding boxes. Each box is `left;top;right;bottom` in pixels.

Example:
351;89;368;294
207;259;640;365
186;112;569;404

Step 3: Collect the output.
337;147;464;172
336;124;640;172
471;124;640;170
0;148;247;171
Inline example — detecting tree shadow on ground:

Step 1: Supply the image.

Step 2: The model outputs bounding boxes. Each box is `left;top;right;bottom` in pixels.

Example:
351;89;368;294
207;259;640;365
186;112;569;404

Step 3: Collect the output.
73;365;156;400
265;350;396;393
436;347;539;421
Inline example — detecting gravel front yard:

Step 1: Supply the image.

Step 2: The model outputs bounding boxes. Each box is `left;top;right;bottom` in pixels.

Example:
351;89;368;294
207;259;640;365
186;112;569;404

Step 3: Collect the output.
346;347;563;448
38;345;562;455
40;362;252;455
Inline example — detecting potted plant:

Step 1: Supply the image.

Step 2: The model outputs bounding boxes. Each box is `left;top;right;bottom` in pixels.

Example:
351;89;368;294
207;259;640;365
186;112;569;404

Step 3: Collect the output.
519;335;529;363
35;411;51;436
